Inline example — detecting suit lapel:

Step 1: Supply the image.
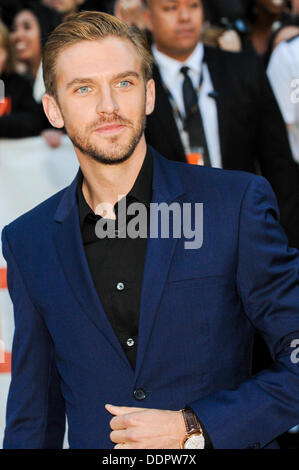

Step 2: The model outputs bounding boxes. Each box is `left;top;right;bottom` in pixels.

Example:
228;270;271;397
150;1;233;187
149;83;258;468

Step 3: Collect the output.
134;149;185;382
152;65;186;162
204;46;231;167
53;173;133;372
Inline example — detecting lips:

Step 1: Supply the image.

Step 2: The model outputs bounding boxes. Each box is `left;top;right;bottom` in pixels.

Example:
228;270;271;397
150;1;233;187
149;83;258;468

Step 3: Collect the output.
176;28;196;36
94;123;126;135
15;42;27;52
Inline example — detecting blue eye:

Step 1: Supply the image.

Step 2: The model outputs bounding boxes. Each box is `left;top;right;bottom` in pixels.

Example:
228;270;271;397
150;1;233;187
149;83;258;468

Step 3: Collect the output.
117;80;131;88
77;86;90;94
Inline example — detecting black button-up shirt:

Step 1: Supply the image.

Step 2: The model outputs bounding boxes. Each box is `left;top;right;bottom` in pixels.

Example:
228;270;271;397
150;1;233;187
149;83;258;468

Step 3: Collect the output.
77;148;153;370
76;147;212;447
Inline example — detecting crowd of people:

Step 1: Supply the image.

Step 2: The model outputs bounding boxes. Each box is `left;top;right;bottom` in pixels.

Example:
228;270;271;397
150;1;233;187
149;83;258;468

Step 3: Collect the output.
0;1;298;181
0;2;298;160
0;0;298;448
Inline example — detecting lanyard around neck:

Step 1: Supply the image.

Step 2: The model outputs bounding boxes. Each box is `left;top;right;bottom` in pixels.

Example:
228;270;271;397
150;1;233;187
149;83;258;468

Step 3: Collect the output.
161;62;205;125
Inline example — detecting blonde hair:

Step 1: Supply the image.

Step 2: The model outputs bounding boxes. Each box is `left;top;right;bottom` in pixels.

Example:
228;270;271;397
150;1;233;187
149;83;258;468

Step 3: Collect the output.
0;20;15;74
43;11;153;98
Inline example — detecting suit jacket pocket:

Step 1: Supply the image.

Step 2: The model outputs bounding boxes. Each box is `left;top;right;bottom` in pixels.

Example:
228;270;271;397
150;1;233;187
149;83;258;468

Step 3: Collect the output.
166;275;230;290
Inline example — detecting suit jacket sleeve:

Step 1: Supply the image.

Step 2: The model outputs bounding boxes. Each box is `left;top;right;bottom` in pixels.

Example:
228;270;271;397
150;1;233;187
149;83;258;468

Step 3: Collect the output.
1;227;65;449
187;176;299;449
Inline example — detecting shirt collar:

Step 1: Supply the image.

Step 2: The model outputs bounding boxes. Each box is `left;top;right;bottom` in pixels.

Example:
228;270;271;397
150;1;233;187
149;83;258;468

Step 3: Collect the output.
152;42;204;84
77;147;153;229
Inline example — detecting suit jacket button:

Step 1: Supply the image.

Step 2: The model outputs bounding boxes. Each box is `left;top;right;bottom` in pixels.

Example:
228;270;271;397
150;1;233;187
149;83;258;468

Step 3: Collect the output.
133;388;146;401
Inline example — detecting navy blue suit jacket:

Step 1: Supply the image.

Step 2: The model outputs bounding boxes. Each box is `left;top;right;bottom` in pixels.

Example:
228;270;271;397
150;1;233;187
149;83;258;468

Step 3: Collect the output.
2;148;299;449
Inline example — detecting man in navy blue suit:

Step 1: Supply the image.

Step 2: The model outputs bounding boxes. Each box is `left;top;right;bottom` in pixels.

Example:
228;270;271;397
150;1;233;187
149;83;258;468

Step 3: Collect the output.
1;11;299;449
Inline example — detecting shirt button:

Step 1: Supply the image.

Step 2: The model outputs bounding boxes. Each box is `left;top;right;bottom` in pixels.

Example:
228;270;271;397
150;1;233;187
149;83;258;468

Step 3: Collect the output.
126;338;135;347
133;388;147;401
116;282;125;291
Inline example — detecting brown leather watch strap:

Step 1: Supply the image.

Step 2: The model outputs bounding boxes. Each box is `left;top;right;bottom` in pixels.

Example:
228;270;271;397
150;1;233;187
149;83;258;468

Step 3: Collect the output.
181;407;203;435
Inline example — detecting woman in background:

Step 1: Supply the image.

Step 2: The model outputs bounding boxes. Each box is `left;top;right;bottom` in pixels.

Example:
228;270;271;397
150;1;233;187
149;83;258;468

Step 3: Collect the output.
0;19;44;138
250;0;288;65
10;2;63;147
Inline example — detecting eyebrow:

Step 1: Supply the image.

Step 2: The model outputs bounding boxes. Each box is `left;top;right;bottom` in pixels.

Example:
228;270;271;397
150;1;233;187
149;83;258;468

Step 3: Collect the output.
65;71;141;90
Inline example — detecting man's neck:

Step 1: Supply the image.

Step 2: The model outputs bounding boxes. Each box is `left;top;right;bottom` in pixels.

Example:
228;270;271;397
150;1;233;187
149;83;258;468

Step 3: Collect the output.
155;44;199;63
77;137;147;215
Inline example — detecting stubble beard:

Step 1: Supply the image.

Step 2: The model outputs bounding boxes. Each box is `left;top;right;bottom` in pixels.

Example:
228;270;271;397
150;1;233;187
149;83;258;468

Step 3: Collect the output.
64;106;147;166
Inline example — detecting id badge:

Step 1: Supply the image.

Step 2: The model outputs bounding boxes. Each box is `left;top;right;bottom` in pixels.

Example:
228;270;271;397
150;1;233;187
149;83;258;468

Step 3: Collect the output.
186;151;204;166
0;97;11;117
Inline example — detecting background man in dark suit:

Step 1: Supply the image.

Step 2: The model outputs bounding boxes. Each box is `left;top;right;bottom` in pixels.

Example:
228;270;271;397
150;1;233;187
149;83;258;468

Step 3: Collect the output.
143;0;299;250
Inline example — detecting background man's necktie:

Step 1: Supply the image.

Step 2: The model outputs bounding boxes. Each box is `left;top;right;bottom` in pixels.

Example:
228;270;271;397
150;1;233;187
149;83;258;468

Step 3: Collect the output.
181;66;211;166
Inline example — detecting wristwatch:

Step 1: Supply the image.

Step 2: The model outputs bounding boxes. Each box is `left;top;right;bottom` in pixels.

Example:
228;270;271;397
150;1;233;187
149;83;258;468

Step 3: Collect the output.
181;407;205;449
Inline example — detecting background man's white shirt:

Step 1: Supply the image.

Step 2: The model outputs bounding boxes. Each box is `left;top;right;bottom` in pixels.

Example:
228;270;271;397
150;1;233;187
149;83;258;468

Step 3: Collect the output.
152;42;222;168
267;37;299;164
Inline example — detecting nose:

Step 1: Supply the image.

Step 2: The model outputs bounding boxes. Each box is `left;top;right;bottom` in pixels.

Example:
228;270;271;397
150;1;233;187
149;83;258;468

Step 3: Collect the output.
95;84;119;115
178;6;191;21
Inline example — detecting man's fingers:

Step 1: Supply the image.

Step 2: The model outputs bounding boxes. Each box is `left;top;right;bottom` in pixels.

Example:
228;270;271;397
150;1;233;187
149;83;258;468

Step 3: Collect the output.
109;411;141;431
105;404;147;415
109;414;127;430
107;406;148;431
110;429;126;443
110;429;137;444
114;443;131;449
105;405;153;434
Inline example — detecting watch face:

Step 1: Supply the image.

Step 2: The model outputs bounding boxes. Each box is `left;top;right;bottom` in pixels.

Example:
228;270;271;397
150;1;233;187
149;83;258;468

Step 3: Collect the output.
184;433;205;449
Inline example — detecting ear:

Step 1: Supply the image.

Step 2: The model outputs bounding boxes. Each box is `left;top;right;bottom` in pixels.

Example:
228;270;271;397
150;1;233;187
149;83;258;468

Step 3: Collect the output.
143;7;153;33
42;94;64;129
145;78;155;116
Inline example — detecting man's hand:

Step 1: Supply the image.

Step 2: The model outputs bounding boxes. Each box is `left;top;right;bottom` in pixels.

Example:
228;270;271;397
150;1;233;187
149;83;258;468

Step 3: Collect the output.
105;404;186;449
